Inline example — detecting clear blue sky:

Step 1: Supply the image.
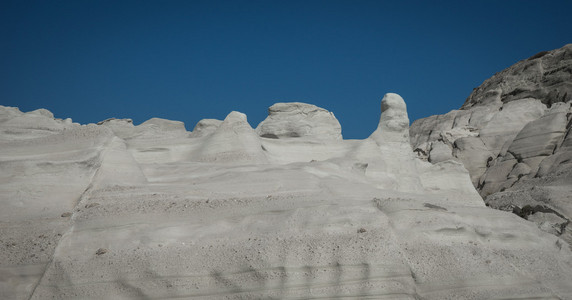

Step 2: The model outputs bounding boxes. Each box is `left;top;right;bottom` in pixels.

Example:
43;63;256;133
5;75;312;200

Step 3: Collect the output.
1;0;570;138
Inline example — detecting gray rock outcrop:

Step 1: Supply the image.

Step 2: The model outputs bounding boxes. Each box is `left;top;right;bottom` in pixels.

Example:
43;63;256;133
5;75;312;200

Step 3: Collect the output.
462;45;572;109
410;44;572;244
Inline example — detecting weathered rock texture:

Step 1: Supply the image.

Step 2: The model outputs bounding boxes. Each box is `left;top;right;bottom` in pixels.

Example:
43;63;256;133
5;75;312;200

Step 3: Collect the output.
410;44;572;245
2;93;572;299
256;102;342;140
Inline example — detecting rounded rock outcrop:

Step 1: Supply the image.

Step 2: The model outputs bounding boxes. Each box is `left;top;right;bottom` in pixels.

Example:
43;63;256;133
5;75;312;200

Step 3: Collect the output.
140;118;187;132
190;119;223;138
256;102;342;140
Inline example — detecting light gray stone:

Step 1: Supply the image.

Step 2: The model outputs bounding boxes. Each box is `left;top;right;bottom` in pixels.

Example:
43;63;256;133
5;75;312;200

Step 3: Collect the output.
190;118;222;138
507;162;531;179
3;96;572;299
507;110;567;160
196;111;268;164
478;98;546;155
369;93;410;144
479;158;517;196
452;136;492;184
140;117;187;132
256;102;342;140
428;141;453;163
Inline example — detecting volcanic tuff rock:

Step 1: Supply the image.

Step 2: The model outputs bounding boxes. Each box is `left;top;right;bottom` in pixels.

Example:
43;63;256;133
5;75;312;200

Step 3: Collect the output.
256;102;342;140
2;93;572;299
410;44;572;245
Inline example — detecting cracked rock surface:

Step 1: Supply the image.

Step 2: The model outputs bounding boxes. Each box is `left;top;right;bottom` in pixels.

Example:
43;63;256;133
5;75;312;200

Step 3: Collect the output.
410;44;572;245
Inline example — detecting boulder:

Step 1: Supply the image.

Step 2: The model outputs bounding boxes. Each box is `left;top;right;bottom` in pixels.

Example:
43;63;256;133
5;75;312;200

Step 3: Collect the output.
256;102;342;140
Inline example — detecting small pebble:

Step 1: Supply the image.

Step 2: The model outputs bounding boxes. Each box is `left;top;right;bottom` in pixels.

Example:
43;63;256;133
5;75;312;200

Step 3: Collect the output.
96;248;108;255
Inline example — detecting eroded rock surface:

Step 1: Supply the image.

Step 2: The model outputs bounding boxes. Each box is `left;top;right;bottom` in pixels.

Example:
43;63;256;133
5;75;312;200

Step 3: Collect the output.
410;44;572;245
256;102;342;140
2;94;572;299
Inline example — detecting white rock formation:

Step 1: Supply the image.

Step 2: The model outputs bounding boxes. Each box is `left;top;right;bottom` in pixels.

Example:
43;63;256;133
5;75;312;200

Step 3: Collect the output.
410;44;572;245
194;111;268;164
189;118;222;138
1;94;572;299
256;102;342;140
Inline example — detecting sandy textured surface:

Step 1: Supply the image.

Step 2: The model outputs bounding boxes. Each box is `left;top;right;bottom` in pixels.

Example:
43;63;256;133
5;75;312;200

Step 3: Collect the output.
1;94;572;299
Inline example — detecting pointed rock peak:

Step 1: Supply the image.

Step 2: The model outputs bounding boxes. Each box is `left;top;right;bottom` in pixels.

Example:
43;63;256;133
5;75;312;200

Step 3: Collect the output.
381;93;407;114
219;111;254;131
213;111;258;135
369;93;410;144
224;111;248;123
256;102;342;140
194;111;267;164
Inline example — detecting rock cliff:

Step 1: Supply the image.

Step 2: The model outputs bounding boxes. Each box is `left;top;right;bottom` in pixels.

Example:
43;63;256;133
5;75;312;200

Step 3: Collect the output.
410;44;572;245
2;92;572;299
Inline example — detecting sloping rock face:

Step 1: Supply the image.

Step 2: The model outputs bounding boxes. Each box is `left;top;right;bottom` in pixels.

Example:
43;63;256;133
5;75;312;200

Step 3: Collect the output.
462;45;572;109
2;95;572;299
410;44;572;245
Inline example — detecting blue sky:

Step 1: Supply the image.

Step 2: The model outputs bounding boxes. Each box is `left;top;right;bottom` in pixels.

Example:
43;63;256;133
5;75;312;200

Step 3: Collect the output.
1;0;571;139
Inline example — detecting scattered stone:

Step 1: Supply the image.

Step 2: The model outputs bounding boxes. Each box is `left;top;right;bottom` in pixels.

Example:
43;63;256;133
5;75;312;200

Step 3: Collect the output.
95;248;108;255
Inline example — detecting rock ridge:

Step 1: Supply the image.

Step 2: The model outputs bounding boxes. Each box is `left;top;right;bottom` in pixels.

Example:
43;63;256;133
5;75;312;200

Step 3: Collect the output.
1;90;572;299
